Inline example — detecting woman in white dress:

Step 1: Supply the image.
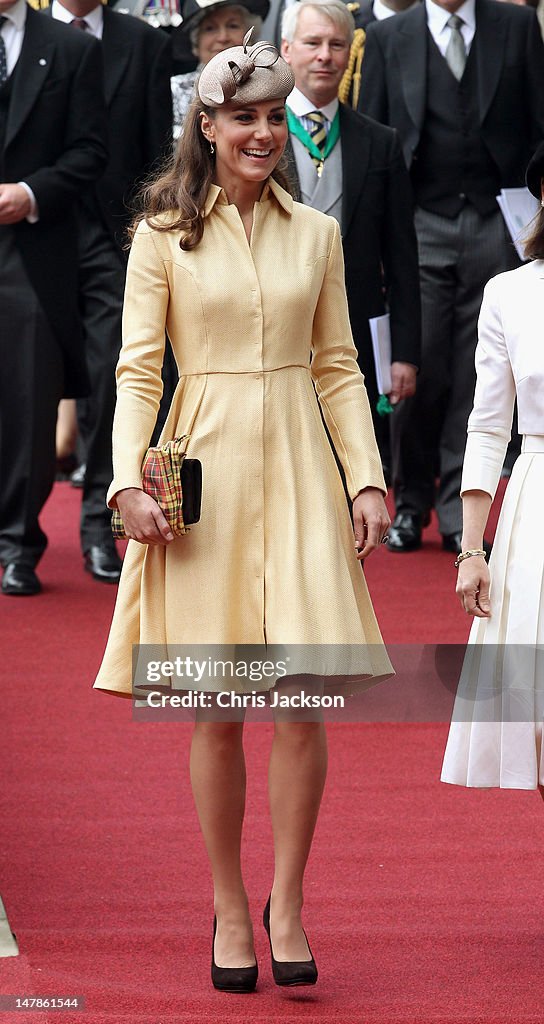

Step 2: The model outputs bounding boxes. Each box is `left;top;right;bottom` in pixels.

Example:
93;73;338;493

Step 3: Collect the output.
441;143;544;792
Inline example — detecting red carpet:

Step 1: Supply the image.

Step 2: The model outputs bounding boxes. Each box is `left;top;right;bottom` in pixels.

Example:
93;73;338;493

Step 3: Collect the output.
3;480;543;1024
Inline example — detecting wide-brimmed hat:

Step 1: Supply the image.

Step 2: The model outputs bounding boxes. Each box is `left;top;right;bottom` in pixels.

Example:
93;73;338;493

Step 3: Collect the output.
198;29;294;106
180;0;270;33
526;141;544;200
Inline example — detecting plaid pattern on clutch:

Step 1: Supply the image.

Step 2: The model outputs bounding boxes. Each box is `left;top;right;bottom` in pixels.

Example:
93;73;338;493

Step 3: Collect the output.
111;436;201;540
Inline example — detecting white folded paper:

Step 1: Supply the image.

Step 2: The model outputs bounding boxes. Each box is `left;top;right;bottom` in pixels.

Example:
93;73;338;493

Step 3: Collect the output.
369;313;392;395
496;188;540;262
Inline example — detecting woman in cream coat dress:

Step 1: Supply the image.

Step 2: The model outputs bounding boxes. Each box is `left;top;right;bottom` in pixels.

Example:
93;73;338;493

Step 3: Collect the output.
95;36;392;991
442;143;544;793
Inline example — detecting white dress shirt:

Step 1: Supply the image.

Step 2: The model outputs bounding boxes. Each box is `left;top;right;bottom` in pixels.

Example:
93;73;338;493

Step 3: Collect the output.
51;1;104;39
286;86;339;136
0;0;38;221
0;0;26;75
425;0;476;57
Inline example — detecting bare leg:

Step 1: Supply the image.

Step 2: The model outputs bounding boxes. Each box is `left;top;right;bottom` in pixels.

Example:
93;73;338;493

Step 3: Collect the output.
55;399;78;459
267;677;328;961
190;717;255;968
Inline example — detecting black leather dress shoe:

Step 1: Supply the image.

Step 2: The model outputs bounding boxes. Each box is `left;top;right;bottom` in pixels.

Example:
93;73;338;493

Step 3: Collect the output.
442;531;463;554
84;544;122;584
1;563;41;596
70;463;86;488
386;512;423;553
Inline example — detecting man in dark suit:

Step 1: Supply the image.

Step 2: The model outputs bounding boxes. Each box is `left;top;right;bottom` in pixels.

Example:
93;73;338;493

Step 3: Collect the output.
281;0;421;462
358;0;544;553
50;0;172;583
0;0;107;595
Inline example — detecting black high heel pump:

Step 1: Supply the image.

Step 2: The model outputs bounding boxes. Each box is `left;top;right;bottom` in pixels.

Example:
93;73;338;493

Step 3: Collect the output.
211;916;258;993
263;895;318;987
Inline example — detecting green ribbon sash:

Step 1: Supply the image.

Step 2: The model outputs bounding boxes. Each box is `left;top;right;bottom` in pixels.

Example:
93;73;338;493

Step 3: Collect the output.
376;394;393;417
286;106;340;174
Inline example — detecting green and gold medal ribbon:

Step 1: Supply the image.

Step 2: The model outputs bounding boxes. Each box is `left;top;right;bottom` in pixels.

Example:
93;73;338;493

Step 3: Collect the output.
286;106;340;177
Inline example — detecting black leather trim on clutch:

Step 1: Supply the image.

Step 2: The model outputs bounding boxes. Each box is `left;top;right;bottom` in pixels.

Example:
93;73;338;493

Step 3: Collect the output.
180;458;202;526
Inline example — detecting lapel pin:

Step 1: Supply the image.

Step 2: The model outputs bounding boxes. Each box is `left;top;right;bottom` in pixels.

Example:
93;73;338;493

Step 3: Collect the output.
39;58;47;66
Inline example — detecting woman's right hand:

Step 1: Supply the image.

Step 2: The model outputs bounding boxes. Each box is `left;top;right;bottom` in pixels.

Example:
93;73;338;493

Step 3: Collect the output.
456;556;491;618
115;488;174;546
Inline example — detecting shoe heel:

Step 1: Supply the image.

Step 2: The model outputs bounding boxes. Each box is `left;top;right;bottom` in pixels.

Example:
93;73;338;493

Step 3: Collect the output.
263;895;318;987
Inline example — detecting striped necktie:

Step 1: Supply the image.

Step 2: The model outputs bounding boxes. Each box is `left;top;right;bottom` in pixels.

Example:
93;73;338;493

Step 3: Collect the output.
306;110;327;174
71;17;89;29
0;16;8;88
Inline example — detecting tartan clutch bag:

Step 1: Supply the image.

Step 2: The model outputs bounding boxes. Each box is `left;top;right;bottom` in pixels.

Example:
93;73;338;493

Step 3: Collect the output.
111;436;202;540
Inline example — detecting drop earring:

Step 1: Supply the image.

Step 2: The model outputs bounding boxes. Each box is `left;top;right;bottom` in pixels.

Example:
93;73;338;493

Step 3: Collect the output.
210;141;215;155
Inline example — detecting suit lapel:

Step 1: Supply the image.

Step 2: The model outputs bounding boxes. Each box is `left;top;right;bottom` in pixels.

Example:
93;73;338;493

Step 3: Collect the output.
340;105;370;238
101;8;131;107
5;8;56;149
474;0;506;125
396;5;427;135
36;5;127;108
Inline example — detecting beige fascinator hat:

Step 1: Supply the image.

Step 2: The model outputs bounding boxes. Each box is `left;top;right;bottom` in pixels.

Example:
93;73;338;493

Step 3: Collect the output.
197;28;295;106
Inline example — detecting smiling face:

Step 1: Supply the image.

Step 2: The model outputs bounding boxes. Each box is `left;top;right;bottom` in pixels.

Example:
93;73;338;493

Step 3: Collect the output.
281;6;350;108
197;6;249;65
201;100;288;190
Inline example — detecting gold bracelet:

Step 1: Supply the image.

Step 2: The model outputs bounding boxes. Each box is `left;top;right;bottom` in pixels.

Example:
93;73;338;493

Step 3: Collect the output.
454;548;487;568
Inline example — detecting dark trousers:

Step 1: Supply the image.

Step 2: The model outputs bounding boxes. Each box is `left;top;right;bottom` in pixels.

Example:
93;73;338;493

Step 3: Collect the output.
391;204;518;536
76;214;125;552
0;227;64;567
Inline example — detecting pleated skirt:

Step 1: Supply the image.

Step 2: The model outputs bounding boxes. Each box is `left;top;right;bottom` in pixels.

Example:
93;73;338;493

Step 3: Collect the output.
94;366;393;698
441;435;544;790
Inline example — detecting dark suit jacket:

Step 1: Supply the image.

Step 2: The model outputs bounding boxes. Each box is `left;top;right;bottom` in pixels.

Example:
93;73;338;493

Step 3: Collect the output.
3;7;107;395
357;0;544;181
47;6;173;249
285;103;421;404
96;7;172;248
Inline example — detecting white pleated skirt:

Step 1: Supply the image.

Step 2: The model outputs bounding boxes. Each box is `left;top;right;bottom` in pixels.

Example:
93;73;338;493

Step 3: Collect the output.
441;435;544;790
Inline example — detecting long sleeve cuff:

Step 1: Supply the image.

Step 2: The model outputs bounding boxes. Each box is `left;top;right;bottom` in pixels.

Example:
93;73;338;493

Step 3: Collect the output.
19;182;39;223
461;429;510;500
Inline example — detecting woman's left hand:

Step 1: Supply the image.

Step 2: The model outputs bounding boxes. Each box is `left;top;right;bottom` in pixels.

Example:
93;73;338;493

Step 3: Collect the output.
352;487;390;561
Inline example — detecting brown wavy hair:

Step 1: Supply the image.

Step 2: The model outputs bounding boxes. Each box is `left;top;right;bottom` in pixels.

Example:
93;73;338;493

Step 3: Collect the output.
524;206;544;261
130;96;294;251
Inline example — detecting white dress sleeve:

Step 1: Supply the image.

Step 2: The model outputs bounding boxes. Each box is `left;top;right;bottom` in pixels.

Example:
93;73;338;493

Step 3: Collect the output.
460;275;516;501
